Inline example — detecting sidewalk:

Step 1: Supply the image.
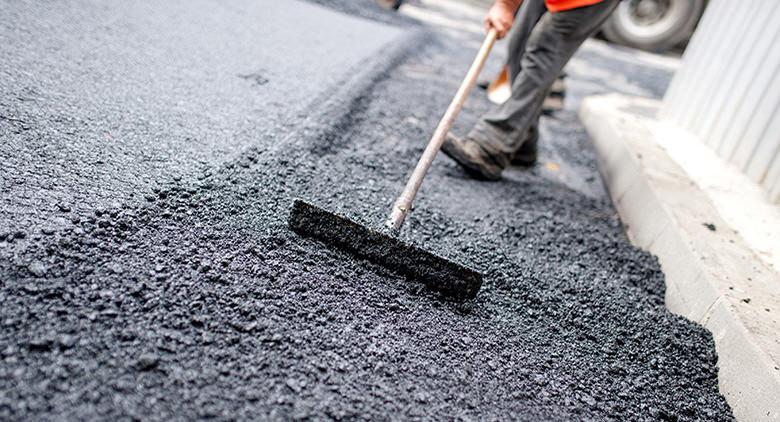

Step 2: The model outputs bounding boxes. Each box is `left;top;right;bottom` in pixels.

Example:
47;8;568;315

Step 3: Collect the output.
581;93;780;421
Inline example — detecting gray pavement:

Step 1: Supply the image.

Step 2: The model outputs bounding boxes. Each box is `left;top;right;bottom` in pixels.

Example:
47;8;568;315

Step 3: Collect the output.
0;0;402;229
0;1;733;420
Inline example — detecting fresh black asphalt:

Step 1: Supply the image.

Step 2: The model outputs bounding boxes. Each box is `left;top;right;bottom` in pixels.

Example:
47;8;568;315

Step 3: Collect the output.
1;1;734;420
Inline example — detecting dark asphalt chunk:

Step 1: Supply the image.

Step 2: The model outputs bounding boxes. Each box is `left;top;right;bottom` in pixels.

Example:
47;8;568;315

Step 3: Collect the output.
0;3;732;422
26;260;47;277
135;353;161;372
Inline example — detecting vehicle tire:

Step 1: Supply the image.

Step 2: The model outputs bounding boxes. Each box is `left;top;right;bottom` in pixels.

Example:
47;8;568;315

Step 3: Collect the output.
601;0;706;52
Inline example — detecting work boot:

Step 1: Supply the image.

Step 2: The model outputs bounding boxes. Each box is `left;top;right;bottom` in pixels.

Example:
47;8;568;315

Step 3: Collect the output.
511;125;538;166
541;94;564;116
441;133;503;181
542;75;566;115
550;74;567;96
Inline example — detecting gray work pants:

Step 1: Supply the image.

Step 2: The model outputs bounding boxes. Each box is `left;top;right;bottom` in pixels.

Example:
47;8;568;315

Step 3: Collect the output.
469;0;619;167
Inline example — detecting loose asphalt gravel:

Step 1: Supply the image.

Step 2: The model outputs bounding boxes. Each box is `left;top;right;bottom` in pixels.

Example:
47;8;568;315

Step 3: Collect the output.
1;1;734;420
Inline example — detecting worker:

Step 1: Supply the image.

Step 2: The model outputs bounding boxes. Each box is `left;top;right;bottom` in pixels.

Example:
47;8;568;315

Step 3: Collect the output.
442;0;619;180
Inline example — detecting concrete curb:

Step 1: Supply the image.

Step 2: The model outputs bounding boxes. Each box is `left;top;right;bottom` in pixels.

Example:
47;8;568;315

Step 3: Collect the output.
580;94;780;422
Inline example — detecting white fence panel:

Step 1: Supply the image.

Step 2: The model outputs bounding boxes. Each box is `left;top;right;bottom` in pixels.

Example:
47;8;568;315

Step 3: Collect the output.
660;0;780;203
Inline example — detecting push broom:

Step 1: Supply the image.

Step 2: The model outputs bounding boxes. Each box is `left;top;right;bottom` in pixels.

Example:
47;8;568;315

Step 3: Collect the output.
289;29;498;300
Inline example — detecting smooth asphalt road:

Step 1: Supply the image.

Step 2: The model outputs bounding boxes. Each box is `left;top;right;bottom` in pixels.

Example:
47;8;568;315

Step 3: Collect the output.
0;0;402;230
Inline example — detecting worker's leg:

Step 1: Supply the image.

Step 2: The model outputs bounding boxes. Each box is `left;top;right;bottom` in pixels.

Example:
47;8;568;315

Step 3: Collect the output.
443;0;619;179
504;0;547;161
480;0;545;89
506;0;547;82
482;0;552;155
480;0;619;163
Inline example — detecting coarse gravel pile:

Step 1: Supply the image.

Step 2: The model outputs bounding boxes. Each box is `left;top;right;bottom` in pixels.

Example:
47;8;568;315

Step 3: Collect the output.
0;3;733;421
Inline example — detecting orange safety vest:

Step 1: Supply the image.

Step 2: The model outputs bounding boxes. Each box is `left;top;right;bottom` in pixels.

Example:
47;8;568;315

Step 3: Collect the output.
545;0;604;12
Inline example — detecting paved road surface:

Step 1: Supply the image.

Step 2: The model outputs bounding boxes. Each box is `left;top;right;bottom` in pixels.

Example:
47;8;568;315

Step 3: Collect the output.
0;0;402;229
0;1;733;420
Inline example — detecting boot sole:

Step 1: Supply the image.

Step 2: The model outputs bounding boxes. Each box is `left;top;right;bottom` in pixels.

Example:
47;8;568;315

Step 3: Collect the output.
511;153;537;167
441;141;502;181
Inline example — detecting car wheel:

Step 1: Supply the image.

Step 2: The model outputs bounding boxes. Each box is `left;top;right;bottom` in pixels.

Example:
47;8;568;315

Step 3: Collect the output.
601;0;706;52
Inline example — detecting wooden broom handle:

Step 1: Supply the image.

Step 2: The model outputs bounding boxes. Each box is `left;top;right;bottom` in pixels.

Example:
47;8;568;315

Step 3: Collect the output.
386;28;498;232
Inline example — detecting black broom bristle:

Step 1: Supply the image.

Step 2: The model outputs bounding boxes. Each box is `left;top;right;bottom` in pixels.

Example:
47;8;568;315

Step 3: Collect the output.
288;199;482;300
